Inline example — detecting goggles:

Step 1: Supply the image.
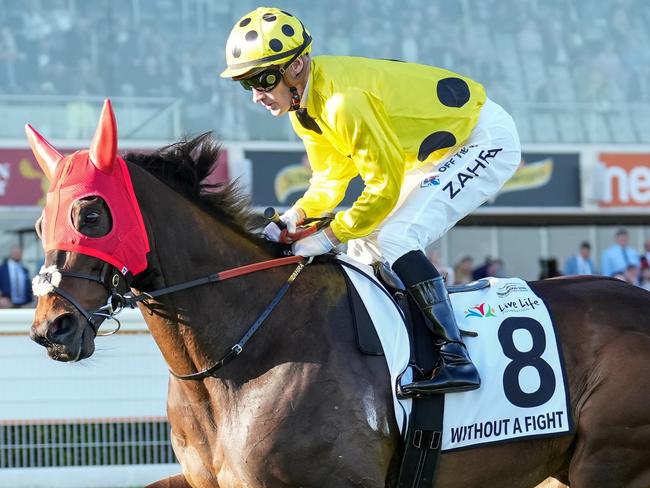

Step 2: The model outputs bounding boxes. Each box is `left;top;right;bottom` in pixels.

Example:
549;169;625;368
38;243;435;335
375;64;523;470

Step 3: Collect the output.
239;67;283;92
236;32;312;93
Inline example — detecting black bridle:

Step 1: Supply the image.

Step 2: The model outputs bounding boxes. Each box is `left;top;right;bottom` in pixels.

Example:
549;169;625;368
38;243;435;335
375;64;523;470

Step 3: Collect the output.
35;255;310;380
35;261;131;336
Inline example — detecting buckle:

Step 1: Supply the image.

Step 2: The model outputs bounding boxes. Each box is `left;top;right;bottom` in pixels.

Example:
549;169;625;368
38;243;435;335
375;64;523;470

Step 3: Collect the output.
412;429;422;448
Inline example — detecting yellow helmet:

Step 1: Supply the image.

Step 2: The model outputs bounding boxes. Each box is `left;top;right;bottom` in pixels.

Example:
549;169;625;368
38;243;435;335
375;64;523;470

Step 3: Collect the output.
220;7;312;79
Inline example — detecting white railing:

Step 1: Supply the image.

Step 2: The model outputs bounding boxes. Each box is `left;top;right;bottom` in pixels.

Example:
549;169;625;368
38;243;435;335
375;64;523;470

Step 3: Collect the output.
0;309;180;487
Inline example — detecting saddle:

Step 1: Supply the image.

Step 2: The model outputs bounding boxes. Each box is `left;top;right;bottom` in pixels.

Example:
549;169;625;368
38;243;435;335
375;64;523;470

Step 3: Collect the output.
339;259;489;488
346;261;487;356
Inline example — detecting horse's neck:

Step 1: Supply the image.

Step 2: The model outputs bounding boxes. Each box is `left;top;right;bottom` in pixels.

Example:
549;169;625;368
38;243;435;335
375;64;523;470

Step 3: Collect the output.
130;169;276;379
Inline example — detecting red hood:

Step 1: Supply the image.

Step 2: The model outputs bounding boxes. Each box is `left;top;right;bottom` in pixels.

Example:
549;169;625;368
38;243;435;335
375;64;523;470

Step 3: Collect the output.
27;99;150;279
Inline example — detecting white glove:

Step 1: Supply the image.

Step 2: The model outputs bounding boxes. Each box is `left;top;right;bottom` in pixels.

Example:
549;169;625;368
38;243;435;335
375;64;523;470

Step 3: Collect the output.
292;229;335;257
263;208;303;242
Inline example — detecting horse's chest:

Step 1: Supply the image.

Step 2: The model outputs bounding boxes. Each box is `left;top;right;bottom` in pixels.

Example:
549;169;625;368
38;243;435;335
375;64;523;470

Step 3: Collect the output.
167;366;395;487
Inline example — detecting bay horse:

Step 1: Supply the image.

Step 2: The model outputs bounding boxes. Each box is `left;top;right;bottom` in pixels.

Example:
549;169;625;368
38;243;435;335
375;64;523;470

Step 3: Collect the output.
28;101;650;487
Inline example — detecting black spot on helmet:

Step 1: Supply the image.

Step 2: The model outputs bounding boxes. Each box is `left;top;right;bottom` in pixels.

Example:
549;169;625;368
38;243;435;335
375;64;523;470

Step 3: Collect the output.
222;7;312;78
269;38;283;52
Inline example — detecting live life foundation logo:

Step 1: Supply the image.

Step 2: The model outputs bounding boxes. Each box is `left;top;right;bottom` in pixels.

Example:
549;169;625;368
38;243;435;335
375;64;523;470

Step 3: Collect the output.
450;410;566;444
498;296;541;314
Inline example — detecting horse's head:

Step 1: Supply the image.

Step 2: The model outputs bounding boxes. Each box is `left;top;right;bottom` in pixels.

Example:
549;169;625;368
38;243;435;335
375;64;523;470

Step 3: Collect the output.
27;100;150;361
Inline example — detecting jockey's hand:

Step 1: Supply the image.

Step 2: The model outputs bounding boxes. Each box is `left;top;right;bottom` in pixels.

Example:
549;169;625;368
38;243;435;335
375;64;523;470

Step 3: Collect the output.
292;229;336;257
263;208;303;242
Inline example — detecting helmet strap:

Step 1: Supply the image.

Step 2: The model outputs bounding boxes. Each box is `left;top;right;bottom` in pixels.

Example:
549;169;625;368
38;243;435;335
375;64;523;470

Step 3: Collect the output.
289;86;301;111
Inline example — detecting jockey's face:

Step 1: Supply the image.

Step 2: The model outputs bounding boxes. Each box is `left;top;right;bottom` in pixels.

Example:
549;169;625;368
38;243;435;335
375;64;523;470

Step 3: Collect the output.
251;79;292;117
248;56;308;117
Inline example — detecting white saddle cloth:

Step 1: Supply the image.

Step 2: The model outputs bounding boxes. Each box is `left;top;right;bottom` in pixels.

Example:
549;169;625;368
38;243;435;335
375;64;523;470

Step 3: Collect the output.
338;255;572;451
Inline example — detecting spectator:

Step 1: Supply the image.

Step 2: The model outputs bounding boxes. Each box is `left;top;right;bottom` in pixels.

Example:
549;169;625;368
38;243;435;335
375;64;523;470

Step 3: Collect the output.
639;267;650;291
0;0;642;145
473;257;506;280
600;229;640;278
426;249;454;285
20;0;53;58
540;258;563;279
472;256;492;280
50;0;73;34
623;264;640;285
486;258;506;278
452;255;474;285
0;27;23;93
639;238;650;271
563;241;596;275
0;246;33;307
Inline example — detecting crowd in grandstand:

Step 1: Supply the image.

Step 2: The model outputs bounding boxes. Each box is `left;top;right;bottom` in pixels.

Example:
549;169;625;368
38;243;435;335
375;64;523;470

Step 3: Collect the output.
4;226;650;308
432;227;650;290
0;0;647;141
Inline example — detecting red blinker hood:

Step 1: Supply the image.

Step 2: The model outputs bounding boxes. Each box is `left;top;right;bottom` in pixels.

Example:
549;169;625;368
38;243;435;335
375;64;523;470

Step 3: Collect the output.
25;99;150;279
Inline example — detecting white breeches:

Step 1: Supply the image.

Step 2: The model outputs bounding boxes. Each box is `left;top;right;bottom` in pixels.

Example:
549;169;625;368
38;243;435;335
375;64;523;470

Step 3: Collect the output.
347;98;521;266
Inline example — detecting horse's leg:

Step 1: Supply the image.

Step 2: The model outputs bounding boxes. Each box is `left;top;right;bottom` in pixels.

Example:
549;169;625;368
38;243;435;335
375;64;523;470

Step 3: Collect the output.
145;474;195;488
568;332;650;488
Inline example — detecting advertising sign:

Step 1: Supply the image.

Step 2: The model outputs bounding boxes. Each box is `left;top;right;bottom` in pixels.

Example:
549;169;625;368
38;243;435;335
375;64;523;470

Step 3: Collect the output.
248;149;581;209
0;149;48;206
247;149;363;208
597;153;650;208
0;147;228;207
485;152;581;207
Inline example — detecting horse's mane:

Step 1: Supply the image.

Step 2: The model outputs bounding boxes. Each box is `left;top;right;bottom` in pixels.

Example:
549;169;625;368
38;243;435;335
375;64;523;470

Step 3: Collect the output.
123;132;266;240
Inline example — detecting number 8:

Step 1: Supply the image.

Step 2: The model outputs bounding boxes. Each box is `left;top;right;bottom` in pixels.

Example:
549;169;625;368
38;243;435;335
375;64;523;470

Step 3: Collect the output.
498;317;556;408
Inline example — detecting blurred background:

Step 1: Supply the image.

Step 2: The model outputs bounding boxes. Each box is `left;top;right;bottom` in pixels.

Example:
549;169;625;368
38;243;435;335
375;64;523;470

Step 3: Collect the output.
1;0;647;142
0;0;648;486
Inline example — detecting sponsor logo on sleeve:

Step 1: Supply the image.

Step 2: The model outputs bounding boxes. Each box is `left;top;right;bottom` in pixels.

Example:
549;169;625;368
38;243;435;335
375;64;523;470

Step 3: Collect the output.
420;174;441;188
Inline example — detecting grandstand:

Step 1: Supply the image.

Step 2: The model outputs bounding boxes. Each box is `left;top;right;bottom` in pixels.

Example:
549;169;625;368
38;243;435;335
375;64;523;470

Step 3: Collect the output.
0;0;647;142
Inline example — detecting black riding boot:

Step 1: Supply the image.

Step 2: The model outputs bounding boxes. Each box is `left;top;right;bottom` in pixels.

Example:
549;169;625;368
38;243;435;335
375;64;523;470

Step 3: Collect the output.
392;251;481;397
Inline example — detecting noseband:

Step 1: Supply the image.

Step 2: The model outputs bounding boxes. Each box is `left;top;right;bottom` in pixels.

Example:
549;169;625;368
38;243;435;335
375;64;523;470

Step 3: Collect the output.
35;261;132;336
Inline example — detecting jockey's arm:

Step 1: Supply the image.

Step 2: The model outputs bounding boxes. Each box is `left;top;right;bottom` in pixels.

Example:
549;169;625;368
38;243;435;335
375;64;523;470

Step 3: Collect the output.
293;132;358;221
322;88;404;244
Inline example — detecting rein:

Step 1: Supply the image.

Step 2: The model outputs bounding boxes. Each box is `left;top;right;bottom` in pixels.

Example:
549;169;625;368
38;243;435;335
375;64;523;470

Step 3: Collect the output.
35;255;309;378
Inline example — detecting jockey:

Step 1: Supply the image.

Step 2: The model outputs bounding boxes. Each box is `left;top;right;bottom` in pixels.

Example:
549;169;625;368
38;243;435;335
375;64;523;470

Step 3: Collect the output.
221;7;521;397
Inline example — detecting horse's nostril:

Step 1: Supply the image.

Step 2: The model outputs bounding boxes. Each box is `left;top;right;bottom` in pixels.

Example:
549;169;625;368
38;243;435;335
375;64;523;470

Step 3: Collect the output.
46;314;77;344
30;327;51;347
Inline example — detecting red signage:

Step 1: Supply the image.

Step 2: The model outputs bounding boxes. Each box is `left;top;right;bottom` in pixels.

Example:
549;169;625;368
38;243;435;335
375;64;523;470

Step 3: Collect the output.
0;149;48;206
598;153;650;208
0;148;229;207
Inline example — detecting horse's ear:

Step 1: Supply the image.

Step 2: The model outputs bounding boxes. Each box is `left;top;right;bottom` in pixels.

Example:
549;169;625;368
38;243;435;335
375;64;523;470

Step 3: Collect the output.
24;124;63;180
89;99;118;174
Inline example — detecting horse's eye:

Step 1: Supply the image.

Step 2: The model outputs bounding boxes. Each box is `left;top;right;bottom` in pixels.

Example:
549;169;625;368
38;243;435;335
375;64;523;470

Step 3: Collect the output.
85;211;100;224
